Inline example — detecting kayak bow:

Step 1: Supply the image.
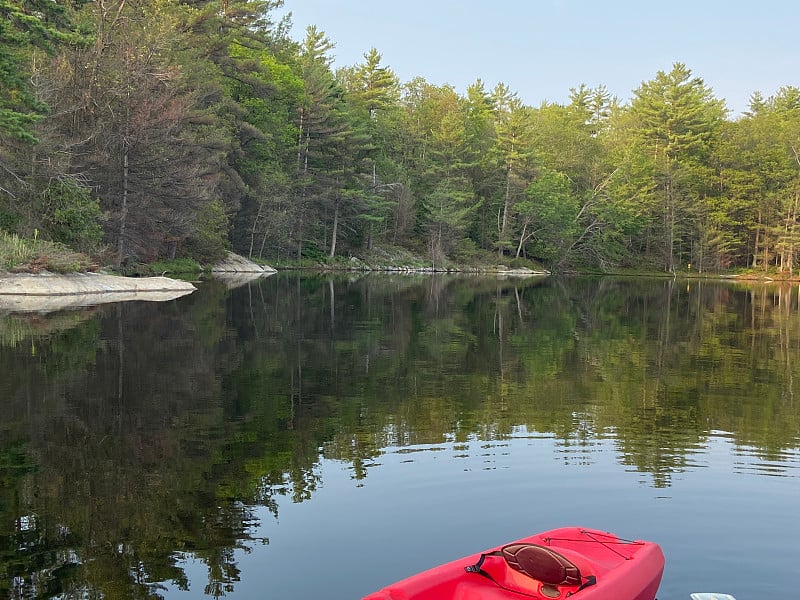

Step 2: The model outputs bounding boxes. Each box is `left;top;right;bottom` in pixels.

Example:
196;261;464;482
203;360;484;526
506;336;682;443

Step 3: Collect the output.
363;527;665;600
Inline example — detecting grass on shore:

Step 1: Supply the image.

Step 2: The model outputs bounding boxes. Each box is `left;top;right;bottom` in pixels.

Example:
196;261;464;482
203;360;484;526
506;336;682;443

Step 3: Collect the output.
0;231;94;274
131;258;203;277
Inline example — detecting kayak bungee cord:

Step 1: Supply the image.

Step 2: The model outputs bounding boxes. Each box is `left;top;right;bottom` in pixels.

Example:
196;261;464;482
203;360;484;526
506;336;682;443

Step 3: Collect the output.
542;529;642;560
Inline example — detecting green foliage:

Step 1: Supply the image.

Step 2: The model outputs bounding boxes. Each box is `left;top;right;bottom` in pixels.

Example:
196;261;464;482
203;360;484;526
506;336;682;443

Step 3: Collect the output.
451;237;486;266
607;63;729;272
522;170;578;264
0;2;797;275
299;241;326;262
148;257;203;275
0;206;20;232
631;63;726;162
0;0;84;141
424;177;479;264
340;47;400;116
186;200;229;264
41;179;104;253
506;256;536;269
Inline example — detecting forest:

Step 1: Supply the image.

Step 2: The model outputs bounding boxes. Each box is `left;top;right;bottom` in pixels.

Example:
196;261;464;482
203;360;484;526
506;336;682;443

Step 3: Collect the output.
2;0;800;273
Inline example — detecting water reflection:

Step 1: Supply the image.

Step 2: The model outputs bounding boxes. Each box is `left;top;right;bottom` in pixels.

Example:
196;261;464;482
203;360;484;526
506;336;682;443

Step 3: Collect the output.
0;275;799;598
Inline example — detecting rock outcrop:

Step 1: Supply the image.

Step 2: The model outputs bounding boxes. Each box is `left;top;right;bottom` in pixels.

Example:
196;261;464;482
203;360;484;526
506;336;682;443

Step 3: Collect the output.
0;273;195;313
211;252;276;273
210;252;276;289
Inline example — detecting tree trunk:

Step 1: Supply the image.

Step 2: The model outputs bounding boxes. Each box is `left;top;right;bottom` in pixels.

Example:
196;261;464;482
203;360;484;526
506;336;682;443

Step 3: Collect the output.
297;221;302;260
329;200;339;259
665;176;676;273
117;135;129;268
752;212;761;269
791;190;799;277
516;222;528;258
249;199;264;258
499;160;512;256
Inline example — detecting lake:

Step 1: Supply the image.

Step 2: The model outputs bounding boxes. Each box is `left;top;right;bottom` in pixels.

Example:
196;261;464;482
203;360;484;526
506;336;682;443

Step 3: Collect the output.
1;274;798;600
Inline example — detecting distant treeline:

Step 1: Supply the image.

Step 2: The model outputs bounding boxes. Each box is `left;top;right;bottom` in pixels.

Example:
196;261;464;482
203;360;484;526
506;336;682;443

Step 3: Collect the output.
2;0;800;272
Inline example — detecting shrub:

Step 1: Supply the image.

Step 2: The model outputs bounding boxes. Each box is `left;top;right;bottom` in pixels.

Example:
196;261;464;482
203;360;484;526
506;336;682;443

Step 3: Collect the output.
186;200;229;264
0;208;21;233
42;180;105;253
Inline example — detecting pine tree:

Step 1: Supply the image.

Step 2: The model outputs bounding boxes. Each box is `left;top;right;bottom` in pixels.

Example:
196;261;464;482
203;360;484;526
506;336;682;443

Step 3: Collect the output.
338;48;402;250
625;63;727;271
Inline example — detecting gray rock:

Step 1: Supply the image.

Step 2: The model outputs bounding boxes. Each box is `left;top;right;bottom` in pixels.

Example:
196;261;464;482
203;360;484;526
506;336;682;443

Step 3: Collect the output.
0;273;196;313
211;252;276;273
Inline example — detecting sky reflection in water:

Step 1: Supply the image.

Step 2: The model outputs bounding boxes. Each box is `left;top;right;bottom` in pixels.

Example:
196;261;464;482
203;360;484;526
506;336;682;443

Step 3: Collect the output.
1;275;798;600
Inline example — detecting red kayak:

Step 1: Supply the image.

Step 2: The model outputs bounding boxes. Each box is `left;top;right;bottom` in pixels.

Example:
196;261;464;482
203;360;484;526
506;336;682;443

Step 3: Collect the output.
363;527;664;600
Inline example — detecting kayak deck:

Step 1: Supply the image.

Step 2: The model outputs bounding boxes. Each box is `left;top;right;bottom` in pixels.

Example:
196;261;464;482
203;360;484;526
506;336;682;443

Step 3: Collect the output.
363;527;664;600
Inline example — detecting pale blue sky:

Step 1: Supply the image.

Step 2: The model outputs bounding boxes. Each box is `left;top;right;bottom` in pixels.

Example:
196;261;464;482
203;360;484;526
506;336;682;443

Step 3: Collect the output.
280;0;798;117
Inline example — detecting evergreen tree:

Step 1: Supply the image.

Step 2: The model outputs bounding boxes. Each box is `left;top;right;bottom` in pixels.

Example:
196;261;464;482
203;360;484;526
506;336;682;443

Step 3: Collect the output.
338;48;402;250
621;63;727;271
0;0;83;143
491;86;536;257
294;26;357;259
461;80;498;250
0;0;86;235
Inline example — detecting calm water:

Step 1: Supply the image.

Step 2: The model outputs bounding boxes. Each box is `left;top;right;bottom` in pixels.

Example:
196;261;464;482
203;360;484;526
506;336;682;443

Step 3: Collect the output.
1;274;798;600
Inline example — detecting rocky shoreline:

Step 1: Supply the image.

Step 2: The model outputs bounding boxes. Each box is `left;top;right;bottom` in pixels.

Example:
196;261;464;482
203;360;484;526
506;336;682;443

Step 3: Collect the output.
0;252;550;313
341;264;549;276
0;252;281;313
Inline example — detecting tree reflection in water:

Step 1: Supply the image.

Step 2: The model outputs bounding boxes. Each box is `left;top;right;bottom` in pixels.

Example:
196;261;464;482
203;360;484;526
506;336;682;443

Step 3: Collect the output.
1;275;798;597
